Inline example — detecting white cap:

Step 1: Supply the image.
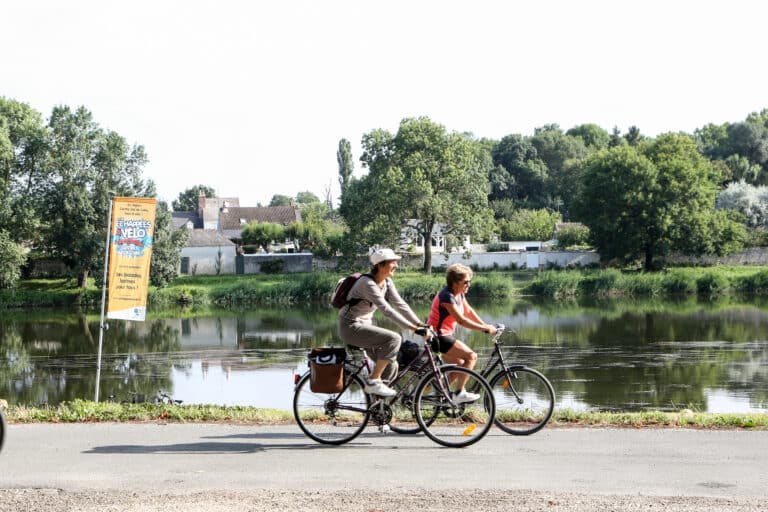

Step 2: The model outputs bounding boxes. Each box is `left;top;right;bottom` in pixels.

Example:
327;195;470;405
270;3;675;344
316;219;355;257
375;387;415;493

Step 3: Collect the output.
370;248;401;266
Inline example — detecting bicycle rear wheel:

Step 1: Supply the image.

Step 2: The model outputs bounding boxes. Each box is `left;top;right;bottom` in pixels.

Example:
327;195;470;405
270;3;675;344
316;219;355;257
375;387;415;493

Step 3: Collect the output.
414;366;495;448
293;372;370;445
387;370;441;435
491;367;554;435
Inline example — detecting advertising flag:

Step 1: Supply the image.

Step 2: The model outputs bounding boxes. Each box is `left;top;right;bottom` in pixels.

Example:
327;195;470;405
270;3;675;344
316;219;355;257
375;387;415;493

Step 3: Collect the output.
107;197;157;321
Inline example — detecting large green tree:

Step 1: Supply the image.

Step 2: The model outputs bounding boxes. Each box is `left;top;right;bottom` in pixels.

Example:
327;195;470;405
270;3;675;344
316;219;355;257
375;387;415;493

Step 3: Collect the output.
574;134;744;269
172;184;216;211
342;117;494;272
41;105;154;287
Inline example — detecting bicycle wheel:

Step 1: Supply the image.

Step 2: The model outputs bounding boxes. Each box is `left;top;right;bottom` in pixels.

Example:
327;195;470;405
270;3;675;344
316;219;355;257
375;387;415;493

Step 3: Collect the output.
491;366;554;435
388;371;436;435
293;371;370;445
0;409;5;453
414;366;495;448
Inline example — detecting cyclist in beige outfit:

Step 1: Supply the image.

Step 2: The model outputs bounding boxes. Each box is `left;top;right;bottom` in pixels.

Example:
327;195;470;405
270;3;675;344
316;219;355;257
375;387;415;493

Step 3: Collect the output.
338;248;429;397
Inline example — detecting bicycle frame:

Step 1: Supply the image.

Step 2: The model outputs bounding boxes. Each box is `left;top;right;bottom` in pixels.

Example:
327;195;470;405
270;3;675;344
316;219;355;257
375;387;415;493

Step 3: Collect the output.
301;340;462;420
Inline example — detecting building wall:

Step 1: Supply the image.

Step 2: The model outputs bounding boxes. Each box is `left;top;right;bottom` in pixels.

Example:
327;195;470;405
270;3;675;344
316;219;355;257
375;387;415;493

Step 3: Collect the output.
180;246;237;275
238;253;313;274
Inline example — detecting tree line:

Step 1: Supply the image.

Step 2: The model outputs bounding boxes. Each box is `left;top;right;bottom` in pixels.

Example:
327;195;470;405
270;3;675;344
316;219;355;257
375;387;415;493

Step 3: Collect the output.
3;93;768;288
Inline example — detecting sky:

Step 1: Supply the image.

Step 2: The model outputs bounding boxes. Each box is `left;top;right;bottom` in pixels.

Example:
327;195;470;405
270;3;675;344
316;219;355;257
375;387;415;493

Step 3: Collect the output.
2;0;767;208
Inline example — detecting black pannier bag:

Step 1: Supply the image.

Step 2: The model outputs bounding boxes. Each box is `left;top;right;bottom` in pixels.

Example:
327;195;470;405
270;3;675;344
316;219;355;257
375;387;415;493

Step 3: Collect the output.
308;347;347;393
397;340;422;368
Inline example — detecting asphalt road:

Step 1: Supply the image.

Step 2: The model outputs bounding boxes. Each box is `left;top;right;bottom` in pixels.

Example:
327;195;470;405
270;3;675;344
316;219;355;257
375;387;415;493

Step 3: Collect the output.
1;423;767;511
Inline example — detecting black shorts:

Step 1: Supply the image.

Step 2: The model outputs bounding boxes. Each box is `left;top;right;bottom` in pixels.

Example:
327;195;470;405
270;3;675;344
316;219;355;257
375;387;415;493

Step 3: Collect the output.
431;335;457;354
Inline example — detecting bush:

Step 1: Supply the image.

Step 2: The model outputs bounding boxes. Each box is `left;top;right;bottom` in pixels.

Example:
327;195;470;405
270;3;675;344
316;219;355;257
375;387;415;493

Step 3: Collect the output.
661;271;696;294
556;225;591;249
0;231;27;289
260;259;285;274
696;272;730;295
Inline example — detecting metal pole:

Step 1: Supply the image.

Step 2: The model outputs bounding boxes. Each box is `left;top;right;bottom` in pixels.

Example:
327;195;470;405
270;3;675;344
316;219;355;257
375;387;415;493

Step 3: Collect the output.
94;192;116;403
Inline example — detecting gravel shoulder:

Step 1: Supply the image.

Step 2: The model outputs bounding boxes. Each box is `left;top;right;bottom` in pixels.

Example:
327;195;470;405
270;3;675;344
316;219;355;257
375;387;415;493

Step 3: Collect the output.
1;488;766;512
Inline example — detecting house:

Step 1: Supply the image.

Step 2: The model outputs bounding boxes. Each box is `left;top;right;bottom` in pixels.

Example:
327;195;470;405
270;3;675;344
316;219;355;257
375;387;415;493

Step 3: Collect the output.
399;220;471;254
179;230;237;275
198;194;240;230
171;211;203;231
218;206;302;242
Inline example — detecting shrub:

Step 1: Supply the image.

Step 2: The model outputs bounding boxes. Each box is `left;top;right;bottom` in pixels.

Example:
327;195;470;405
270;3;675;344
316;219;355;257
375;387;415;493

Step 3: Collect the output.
260;259;285;274
696;272;730;295
0;231;27;289
556;225;591;249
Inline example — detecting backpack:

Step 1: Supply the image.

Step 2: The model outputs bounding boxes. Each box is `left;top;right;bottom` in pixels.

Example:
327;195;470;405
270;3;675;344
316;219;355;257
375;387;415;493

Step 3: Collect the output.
331;273;372;309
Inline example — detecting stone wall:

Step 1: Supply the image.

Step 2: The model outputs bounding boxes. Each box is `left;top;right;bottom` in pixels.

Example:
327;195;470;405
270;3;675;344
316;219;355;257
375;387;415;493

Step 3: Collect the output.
314;250;600;272
237;253;313;274
663;247;768;266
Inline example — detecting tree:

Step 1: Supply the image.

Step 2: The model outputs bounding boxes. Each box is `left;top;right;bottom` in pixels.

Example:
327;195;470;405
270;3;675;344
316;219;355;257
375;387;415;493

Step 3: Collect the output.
337;138;353;196
530;125;588;216
574;134;743;269
172;185;216;211
40;105;153;287
269;194;294;206
490;134;548;206
343;117;494;272
0;98;48;246
497;208;561;241
566;123;610;150
241;221;285;249
149;201;189;287
295;191;320;204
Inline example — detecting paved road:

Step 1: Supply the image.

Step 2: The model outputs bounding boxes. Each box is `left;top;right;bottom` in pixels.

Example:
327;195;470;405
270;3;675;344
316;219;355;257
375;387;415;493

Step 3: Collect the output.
1;423;767;510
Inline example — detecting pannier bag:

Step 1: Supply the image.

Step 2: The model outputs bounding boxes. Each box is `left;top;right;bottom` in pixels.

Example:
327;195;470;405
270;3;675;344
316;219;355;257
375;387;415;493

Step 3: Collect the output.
397;340;422;368
308;347;347;393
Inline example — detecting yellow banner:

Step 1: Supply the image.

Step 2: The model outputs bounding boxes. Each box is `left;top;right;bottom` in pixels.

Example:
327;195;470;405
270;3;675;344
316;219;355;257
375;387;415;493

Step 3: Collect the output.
107;197;157;321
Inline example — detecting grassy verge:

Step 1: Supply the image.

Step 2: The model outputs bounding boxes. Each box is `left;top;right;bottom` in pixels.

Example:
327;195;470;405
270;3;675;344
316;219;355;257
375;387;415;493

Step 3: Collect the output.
7;266;768;308
4;401;767;429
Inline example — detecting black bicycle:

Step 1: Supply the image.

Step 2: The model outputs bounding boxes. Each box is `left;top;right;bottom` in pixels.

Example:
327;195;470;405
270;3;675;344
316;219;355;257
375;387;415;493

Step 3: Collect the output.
476;324;555;435
293;330;496;448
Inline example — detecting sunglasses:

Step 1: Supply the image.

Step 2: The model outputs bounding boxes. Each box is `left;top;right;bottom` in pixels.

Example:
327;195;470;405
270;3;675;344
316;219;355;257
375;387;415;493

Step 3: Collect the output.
462;280;472;285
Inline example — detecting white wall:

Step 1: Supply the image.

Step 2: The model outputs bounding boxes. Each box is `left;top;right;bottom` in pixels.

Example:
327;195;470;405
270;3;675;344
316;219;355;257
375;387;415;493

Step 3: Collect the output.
180;246;237;275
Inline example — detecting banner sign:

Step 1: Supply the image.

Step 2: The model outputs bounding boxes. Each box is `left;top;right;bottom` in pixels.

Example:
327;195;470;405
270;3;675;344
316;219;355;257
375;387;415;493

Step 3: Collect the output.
106;197;157;321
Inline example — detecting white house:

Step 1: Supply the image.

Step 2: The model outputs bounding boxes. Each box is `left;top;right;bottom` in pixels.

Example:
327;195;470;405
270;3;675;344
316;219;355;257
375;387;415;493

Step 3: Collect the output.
179;230;237;275
398;220;471;254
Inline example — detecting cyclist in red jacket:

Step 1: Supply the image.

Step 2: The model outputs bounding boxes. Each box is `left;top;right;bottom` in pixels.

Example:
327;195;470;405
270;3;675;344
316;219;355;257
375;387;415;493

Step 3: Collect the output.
427;263;497;403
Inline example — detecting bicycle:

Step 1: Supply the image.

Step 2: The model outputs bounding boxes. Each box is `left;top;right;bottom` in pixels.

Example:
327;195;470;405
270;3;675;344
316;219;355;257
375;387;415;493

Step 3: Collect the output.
475;324;555;435
388;324;554;436
293;329;496;448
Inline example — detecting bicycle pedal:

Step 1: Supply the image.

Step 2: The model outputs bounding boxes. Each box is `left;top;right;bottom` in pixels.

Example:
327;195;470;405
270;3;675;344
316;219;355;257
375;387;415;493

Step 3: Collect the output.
379;424;391;434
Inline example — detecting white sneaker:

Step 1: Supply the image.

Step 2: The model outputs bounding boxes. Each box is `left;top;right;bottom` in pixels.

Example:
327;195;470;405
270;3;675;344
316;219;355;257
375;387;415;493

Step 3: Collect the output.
364;378;396;397
453;389;480;404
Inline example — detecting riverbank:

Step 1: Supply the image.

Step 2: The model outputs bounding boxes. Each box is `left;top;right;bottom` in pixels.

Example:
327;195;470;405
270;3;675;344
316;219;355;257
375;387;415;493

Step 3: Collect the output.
5;266;768;308
3;400;767;429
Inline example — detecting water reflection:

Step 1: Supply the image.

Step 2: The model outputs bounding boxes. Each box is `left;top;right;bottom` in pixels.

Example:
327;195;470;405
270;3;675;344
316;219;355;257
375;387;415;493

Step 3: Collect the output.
1;297;767;413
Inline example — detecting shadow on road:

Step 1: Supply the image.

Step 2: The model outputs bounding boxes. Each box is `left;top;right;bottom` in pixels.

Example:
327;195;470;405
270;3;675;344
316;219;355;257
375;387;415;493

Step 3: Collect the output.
83;432;413;454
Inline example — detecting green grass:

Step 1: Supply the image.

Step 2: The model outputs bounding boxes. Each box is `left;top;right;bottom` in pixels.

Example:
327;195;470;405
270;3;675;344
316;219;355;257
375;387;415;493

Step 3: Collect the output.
7;266;768;308
4;401;767;429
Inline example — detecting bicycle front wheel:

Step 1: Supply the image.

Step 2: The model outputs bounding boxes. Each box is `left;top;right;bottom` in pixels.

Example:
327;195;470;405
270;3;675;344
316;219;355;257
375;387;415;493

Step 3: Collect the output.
0;409;5;453
414;366;495;448
293;372;370;445
491;367;554;435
